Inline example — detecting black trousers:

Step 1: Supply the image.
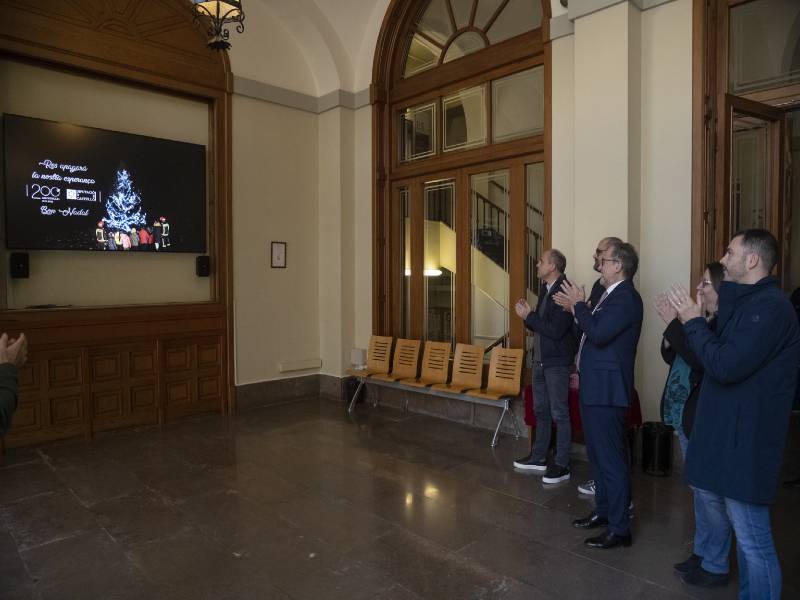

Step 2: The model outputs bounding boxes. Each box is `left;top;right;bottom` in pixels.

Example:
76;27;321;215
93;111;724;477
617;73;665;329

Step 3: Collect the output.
580;403;631;535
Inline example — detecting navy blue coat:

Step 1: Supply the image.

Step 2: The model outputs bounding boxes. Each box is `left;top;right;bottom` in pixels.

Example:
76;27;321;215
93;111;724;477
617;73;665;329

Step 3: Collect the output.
524;275;578;367
574;279;643;407
684;277;800;504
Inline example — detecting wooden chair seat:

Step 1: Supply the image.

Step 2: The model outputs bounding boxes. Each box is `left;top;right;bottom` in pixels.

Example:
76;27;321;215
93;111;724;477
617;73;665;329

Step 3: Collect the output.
430;382;471;393
438;343;484;393
376;338;421;382
465;389;507;401
397;378;435;388
350;335;394;379
371;372;403;382
467;346;524;400
346;368;383;378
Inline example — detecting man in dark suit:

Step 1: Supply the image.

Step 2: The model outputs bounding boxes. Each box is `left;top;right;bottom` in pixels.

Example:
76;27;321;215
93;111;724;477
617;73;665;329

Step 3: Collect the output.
577;236;623;497
554;240;643;549
512;249;577;483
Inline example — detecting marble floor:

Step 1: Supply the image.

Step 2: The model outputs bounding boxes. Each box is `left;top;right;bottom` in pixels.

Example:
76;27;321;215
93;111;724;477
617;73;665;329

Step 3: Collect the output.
1;398;799;600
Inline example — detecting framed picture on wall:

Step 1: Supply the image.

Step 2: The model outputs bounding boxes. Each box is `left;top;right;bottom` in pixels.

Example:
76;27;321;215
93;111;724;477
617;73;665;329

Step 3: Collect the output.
271;241;286;268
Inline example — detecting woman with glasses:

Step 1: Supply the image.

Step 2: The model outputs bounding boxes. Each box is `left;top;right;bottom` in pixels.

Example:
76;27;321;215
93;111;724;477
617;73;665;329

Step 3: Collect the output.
655;262;729;588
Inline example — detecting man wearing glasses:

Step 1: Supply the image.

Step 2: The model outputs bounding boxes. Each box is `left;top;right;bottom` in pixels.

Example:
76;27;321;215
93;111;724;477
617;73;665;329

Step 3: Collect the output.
554;240;643;549
576;237;622;497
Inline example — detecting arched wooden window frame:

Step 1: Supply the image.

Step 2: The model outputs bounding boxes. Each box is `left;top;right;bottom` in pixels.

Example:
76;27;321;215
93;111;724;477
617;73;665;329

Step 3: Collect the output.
371;0;552;350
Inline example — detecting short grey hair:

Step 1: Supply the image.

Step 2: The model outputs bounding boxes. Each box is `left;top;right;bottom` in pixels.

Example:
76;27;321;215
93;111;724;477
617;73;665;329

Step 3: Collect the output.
547;249;567;274
607;240;639;279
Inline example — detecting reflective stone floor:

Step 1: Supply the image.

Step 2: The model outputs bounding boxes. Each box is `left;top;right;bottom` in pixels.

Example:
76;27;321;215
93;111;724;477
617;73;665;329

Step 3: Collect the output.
1;399;799;599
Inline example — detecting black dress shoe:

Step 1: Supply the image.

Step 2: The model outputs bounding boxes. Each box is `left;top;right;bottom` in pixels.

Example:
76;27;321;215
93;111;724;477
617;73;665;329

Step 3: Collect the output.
681;566;729;587
584;530;632;549
783;476;800;489
572;512;609;529
673;553;702;574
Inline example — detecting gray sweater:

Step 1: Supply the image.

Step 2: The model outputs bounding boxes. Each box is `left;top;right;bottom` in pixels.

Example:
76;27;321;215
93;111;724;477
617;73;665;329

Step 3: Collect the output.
0;363;19;436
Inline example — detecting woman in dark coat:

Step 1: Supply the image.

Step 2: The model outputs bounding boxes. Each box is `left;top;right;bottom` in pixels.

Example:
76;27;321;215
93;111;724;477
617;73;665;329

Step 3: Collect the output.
656;262;726;582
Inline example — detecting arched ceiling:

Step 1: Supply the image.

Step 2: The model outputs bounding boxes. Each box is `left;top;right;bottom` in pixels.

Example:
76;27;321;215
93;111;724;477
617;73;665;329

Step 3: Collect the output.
230;0;559;97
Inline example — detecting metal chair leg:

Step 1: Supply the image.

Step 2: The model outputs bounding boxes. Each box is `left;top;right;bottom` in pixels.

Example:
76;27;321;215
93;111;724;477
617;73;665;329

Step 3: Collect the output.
347;380;365;413
491;405;508;447
509;399;522;439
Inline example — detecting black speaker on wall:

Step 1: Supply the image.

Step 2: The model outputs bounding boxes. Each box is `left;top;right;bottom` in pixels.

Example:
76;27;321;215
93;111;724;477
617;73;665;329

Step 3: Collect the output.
9;253;29;279
196;255;210;277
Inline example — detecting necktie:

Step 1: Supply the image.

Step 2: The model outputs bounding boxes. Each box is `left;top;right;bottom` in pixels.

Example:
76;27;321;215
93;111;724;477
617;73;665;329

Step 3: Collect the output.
576;290;608;372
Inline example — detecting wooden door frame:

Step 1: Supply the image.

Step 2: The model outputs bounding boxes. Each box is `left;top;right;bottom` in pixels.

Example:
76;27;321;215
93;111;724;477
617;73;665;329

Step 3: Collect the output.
694;0;798;286
372;0;552;341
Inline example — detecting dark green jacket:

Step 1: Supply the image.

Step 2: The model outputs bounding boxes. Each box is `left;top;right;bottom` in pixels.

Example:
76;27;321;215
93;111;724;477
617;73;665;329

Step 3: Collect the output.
0;363;18;436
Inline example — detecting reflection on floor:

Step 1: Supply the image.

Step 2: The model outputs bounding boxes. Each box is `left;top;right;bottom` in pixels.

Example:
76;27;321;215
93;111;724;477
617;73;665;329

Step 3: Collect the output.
1;399;798;599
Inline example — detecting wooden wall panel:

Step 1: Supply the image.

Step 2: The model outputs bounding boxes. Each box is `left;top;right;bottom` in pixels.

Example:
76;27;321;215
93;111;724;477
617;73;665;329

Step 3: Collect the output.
130;351;155;377
0;0;234;447
10;399;39;433
50;393;83;426
92;390;123;418
130;385;156;412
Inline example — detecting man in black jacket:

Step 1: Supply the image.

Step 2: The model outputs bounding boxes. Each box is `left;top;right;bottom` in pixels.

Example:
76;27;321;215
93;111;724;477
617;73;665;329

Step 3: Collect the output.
0;332;28;437
513;249;576;483
670;230;800;597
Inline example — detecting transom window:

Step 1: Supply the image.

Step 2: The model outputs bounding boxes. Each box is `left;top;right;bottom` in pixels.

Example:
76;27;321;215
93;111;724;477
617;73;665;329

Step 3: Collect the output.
404;0;544;77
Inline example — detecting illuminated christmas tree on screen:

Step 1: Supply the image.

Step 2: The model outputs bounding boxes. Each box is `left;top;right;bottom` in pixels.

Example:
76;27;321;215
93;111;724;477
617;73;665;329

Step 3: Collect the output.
104;168;147;231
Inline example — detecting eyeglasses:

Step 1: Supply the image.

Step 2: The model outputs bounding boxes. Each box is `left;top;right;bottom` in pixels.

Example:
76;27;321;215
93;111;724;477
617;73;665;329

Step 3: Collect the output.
599;258;620;266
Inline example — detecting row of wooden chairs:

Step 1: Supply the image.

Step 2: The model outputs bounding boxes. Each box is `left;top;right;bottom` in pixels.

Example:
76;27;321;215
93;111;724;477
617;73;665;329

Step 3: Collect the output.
346;336;524;413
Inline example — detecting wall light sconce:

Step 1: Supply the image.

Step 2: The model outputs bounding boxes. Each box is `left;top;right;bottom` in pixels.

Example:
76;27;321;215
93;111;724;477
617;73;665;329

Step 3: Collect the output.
192;0;245;50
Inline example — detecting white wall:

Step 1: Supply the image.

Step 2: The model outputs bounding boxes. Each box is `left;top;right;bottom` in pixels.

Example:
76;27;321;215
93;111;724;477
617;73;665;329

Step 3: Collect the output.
637;0;693;420
230;0;319;95
232;95;320;385
549;0;693;421
318;107;358;376
353;106;373;349
0;59;211;309
550;35;576;267
573;2;638;287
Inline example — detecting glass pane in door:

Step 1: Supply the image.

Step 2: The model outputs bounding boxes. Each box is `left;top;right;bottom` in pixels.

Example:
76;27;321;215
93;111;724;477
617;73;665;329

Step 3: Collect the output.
787;111;800;294
470;169;509;347
424;179;456;345
729;0;800;94
526;163;545;302
401;187;411;338
525;163;545;360
731;112;769;231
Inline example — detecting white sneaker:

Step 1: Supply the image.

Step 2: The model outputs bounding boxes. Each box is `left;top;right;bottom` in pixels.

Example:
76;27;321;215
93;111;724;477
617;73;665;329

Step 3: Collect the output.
576;480;635;512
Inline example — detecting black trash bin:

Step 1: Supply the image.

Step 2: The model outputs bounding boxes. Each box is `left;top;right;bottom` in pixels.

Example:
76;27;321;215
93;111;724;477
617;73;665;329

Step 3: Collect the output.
641;421;673;476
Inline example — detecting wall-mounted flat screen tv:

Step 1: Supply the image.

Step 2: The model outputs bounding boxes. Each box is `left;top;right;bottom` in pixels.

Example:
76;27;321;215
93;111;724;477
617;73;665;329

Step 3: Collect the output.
2;114;206;253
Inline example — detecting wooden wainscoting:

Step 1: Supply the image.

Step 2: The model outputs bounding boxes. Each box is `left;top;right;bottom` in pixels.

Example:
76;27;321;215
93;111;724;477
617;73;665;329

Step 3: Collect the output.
1;304;227;448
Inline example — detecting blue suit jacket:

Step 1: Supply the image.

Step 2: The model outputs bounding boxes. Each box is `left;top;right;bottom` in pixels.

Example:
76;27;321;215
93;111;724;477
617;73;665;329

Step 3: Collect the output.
574;279;643;408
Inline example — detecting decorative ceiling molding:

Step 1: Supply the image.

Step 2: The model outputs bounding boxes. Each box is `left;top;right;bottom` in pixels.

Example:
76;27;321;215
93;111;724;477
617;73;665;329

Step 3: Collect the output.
0;0;231;93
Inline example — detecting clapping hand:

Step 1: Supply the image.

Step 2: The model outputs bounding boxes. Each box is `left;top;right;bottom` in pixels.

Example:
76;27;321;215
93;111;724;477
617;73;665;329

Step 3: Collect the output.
654;293;678;324
553;281;585;315
666;285;703;323
0;333;27;368
515;299;532;320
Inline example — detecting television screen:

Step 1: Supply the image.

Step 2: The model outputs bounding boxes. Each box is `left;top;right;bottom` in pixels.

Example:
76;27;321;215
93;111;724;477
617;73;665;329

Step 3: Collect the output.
2;114;206;252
